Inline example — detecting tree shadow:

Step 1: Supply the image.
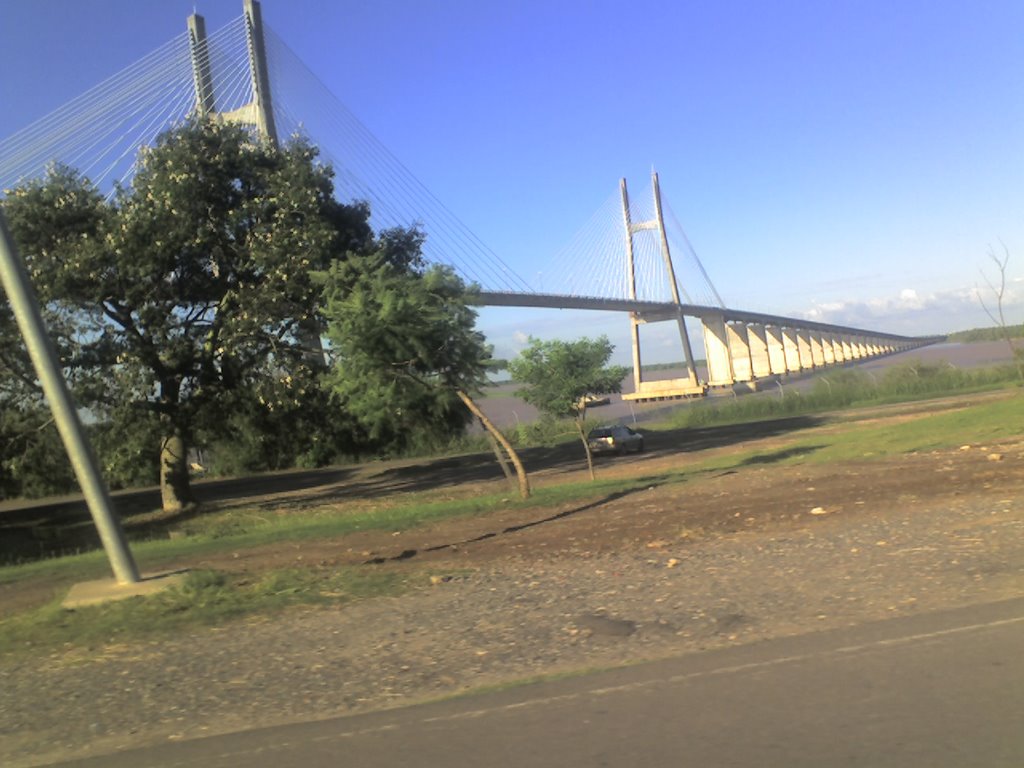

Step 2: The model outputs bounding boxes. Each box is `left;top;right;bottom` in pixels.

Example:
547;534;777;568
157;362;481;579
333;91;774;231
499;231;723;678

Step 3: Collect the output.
643;416;826;455
364;484;659;564
740;444;825;466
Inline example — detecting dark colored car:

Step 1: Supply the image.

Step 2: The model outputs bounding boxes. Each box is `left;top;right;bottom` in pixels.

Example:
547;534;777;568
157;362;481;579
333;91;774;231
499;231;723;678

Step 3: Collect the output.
587;425;644;455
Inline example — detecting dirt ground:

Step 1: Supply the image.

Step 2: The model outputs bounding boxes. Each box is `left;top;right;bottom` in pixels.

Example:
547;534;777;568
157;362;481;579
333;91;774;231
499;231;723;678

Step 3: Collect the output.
2;391;1024;766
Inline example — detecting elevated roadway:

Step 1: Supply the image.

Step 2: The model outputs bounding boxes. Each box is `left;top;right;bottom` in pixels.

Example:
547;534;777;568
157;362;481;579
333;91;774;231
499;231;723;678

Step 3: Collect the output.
476;291;942;401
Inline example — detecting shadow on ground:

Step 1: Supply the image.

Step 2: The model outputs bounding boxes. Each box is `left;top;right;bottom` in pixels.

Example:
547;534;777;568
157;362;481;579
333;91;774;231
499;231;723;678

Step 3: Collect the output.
363;485;662;564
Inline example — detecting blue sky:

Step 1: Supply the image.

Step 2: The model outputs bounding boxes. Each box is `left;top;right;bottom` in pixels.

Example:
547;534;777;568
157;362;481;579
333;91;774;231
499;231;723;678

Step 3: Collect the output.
3;0;1023;364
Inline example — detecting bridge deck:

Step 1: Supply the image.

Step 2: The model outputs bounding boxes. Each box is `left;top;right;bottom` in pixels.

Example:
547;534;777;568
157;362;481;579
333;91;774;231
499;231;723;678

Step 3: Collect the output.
475;291;939;343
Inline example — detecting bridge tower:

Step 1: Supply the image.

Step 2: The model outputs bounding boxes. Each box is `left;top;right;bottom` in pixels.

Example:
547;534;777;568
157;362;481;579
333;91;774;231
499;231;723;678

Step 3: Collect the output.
187;0;278;146
620;172;705;401
188;1;329;364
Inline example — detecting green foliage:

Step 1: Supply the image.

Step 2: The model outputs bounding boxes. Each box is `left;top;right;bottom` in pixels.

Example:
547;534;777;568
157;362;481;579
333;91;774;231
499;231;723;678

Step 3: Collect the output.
0;407;76;500
508;336;628;419
509;335;628;478
506;415;586;448
2;119;373;506
197;378;363;476
320;229;487;453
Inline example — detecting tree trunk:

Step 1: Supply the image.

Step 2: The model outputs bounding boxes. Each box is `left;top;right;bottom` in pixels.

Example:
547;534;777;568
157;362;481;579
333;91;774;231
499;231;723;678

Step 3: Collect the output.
575;417;596;481
456;389;530;499
296;316;328;370
159;430;194;513
481;417;516;488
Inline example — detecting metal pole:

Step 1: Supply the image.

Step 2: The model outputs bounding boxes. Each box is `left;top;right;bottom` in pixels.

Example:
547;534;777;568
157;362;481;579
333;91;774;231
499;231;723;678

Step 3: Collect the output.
0;212;140;584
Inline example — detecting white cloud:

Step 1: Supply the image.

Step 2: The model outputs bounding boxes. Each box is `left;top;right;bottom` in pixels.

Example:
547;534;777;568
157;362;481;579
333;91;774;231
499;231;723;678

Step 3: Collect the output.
899;288;921;306
796;284;1024;336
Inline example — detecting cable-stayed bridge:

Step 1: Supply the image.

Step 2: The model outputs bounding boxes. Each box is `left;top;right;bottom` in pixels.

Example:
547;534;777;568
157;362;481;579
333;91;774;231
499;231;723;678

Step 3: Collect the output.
0;1;937;402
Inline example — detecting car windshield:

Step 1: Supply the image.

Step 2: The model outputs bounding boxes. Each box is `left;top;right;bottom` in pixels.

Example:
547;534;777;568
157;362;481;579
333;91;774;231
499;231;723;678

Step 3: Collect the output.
589;428;615;438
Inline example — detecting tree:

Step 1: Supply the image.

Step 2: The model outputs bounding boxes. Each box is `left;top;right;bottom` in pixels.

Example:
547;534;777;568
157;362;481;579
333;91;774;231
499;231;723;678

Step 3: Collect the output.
320;231;530;497
509;336;628;480
2;119;371;512
978;243;1024;382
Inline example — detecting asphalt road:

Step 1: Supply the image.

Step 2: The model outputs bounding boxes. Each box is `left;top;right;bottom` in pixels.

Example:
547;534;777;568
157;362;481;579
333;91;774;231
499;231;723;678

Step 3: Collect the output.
54;595;1024;768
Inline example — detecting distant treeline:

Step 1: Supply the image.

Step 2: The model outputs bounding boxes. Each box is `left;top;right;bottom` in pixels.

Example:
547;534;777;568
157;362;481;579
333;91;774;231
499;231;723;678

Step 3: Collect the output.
948;324;1024;342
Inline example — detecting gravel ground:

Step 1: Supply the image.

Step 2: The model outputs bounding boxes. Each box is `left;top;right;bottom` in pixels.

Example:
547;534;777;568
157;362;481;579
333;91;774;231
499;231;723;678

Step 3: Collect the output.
3;488;1023;767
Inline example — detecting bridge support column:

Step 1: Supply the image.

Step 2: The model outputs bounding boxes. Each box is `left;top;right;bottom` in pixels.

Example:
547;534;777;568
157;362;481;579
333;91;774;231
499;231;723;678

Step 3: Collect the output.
810;332;825;367
840;336;853;361
702;314;735;386
833;336;847;362
765;325;787;374
628;314;643;393
796;330;814;369
727;323;753;382
782;328;801;372
747;324;772;379
822;333;836;365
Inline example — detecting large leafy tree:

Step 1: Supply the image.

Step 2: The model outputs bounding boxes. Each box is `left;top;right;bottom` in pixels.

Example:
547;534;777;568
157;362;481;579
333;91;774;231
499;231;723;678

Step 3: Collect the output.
320;230;530;497
2;119;370;512
509;336;628;480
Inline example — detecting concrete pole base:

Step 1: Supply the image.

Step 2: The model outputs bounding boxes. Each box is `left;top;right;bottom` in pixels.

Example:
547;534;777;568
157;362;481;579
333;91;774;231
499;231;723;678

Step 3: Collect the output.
62;570;190;609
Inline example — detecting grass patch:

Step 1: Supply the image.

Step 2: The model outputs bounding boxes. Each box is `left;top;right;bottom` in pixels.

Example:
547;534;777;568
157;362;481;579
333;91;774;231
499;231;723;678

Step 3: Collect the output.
0;470;686;590
0;566;408;658
805;395;1022;462
717;393;1022;468
665;364;1021;430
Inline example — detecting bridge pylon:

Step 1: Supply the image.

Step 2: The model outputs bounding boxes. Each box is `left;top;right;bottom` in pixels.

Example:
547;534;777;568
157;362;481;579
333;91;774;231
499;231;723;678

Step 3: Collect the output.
620;172;706;401
188;1;329;365
188;0;278;146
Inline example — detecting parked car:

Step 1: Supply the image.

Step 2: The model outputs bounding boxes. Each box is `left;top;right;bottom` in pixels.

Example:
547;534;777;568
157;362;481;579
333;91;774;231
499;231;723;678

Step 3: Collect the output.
587;425;644;455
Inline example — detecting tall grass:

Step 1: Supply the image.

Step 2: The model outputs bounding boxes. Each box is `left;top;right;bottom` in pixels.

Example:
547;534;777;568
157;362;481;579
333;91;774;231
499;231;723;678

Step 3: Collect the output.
666;362;1019;430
